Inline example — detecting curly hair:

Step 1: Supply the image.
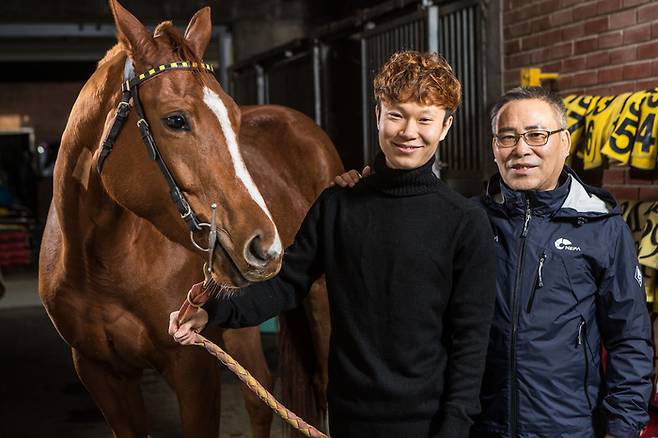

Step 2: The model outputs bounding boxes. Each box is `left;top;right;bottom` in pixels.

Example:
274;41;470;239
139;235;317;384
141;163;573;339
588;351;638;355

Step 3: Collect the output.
373;50;462;114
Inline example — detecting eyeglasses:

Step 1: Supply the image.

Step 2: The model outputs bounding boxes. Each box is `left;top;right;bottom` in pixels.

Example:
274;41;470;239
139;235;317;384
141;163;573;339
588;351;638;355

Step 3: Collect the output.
494;128;565;148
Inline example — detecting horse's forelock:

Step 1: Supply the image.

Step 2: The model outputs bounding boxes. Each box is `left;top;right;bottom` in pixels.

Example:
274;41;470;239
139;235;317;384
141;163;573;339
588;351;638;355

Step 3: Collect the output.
153;21;202;65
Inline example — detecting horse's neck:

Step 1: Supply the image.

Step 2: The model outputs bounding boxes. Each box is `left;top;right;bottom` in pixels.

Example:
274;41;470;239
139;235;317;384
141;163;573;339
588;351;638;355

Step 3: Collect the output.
54;49;142;254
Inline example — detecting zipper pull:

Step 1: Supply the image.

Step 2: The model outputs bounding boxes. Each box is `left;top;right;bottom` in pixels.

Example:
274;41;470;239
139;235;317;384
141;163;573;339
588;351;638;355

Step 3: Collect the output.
521;198;531;237
577;320;585;345
537;252;546;288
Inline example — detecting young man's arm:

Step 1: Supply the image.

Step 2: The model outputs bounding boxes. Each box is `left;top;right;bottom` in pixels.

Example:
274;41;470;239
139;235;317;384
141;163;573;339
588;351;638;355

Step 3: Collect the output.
170;193;326;340
597;221;652;438
437;207;497;438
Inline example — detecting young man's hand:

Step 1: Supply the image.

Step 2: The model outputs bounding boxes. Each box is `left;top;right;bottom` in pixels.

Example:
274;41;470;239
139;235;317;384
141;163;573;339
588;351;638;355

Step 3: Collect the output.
168;308;209;345
333;166;372;187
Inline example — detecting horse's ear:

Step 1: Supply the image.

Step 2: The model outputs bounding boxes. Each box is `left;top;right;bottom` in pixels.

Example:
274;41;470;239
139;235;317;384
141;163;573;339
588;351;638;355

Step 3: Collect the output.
184;7;212;59
110;0;158;63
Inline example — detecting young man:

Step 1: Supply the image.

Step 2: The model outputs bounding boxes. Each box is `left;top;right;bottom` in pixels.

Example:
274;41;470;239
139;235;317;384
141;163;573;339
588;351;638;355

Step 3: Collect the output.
169;50;497;438
337;87;653;437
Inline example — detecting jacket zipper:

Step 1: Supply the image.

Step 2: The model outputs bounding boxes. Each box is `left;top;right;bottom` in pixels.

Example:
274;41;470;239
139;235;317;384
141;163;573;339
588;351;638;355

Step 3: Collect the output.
526;251;546;313
511;197;531;438
578;319;593;410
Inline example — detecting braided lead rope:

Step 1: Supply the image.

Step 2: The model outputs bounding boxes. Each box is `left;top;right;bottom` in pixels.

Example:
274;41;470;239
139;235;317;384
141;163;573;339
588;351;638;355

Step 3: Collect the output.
193;333;328;438
177;280;326;436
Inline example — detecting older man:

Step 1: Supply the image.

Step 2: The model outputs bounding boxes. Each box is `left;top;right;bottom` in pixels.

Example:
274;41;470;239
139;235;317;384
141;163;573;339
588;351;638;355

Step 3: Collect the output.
336;86;652;437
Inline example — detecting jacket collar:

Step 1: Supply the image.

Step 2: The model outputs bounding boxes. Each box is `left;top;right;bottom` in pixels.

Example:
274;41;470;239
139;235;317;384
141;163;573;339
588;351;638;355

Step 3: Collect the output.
484;166;619;220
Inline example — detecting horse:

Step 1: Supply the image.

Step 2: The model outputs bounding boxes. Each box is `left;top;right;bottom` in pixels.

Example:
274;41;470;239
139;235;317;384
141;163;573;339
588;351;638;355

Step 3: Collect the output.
38;1;342;436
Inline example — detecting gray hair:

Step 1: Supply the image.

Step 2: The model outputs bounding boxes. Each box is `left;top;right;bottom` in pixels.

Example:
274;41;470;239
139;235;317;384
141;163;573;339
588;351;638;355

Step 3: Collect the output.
490;86;567;133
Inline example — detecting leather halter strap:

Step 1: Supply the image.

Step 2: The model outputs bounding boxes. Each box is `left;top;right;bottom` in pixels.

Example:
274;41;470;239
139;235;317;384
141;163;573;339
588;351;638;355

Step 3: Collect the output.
97;61;215;233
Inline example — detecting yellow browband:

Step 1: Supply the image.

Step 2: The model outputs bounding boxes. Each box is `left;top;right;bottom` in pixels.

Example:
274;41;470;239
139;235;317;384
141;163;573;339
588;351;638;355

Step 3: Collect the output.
123;61;215;90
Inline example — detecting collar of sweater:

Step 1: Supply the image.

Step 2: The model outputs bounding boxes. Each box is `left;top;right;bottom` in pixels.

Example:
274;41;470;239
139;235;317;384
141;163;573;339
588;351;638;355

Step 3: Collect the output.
364;152;440;197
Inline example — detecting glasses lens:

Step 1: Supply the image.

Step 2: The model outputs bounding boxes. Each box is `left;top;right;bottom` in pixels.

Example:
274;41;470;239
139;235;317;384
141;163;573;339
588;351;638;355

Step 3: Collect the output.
497;134;517;147
525;131;549;145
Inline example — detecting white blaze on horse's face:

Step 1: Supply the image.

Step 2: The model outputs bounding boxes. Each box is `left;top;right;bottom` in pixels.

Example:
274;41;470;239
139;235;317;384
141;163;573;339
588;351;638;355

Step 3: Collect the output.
201;86;283;260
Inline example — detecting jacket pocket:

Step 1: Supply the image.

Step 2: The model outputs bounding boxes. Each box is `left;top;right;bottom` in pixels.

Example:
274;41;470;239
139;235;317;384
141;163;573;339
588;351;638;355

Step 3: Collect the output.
526;250;547;313
577;318;593;411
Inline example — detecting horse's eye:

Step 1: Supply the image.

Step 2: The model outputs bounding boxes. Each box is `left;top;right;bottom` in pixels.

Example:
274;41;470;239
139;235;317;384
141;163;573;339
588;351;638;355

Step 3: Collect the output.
164;114;189;131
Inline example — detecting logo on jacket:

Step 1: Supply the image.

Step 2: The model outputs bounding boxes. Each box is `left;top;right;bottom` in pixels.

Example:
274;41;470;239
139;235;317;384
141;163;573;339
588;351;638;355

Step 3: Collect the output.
554;238;581;251
635;266;643;288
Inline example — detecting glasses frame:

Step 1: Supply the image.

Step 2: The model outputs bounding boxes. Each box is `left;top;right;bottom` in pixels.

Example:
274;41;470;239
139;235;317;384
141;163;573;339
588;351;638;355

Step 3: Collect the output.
494;128;565;148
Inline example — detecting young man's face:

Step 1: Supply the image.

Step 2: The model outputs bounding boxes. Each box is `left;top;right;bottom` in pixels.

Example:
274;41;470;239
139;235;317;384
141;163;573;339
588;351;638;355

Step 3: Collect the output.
376;100;453;170
492;99;571;192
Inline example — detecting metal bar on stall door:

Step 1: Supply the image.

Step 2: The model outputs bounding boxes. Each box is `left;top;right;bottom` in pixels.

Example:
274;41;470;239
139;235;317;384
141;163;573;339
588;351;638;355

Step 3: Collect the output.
427;5;439;54
312;43;323;126
255;64;266;105
361;37;371;166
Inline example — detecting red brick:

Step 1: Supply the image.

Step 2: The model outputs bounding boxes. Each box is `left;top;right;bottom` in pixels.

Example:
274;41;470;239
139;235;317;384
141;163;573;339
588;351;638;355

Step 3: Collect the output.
639;186;658;201
587;86;615;96
653;22;658;38
504;68;521;85
562;22;586;40
602;168;626;184
623;23;652;44
544;60;563;72
653;60;658;75
537;0;560;15
508;52;532;68
585;17;609;34
623;0;650;6
506;21;531;38
575;36;598;54
627;168;655;185
558;74;575;90
637;41;658;58
521;34;543;51
606;186;639;200
572;71;599;87
563;56;587;72
551;9;573;26
535;42;573;62
598;31;624;49
638;2;658;23
505;39;521;55
623;61;653;80
586;51;611;68
529;16;552;33
608;82;638;94
610;9;637;29
609;46;637;64
598;65;625;82
636;79;658;90
573;3;601;21
597;0;622;14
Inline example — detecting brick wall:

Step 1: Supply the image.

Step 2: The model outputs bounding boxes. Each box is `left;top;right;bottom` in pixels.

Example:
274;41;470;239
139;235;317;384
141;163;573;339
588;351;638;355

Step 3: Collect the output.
0;82;83;144
504;0;658;200
504;0;658;95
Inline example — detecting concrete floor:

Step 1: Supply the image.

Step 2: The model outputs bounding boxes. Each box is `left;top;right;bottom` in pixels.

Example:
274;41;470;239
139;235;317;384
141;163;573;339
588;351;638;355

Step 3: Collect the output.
0;269;285;438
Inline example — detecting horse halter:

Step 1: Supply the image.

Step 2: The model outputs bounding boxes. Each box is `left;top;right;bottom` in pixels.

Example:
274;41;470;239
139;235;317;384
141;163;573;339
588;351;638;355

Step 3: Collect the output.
98;60;215;242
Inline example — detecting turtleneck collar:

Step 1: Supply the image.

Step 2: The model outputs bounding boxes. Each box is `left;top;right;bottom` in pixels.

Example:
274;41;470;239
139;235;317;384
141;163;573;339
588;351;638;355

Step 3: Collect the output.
364;152;441;197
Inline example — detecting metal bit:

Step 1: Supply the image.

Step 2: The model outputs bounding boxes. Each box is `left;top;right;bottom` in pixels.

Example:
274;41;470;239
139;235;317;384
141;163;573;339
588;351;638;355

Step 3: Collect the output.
207;203;218;278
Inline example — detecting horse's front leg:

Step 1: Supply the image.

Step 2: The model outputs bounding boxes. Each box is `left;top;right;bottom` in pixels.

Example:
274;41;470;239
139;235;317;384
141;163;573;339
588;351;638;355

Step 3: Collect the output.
223;326;273;438
72;347;149;438
161;345;222;438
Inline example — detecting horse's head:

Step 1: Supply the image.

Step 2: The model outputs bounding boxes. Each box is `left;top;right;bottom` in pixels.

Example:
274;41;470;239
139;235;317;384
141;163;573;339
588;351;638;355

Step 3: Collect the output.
98;0;282;286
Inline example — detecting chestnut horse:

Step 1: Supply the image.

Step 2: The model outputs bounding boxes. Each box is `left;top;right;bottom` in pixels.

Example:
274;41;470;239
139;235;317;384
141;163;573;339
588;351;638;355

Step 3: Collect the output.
38;1;341;437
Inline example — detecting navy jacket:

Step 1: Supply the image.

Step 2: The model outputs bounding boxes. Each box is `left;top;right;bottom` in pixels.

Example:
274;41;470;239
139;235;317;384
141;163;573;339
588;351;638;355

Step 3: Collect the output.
472;168;652;438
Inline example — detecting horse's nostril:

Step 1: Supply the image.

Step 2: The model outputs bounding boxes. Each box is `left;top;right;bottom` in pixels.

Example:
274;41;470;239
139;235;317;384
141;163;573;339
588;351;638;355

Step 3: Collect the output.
246;234;269;266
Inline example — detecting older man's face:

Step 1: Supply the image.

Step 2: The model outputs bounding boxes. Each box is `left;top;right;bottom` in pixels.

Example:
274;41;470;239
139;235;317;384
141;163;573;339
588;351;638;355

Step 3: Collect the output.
492;99;571;192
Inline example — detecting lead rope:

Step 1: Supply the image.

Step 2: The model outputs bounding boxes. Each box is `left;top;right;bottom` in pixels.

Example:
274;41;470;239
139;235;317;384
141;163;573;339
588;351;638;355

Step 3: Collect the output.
177;281;328;438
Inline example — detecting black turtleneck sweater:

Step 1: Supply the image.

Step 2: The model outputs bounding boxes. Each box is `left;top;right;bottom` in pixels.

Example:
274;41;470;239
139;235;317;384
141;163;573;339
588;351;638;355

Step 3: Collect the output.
203;154;497;438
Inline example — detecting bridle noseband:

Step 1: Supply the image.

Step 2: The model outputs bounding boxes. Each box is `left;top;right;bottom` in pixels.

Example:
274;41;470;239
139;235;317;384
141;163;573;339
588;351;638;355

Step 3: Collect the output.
98;60;215;242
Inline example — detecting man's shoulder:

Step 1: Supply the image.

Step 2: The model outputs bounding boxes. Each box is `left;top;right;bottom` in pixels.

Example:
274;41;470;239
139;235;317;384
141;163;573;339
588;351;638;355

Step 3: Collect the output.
431;182;485;215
